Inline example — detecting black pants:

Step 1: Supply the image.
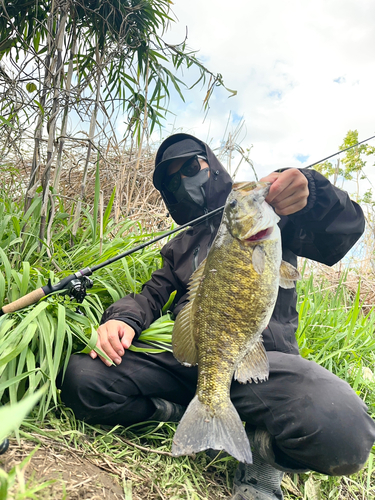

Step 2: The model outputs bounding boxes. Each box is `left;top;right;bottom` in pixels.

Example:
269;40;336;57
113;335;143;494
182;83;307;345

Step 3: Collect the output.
58;345;375;476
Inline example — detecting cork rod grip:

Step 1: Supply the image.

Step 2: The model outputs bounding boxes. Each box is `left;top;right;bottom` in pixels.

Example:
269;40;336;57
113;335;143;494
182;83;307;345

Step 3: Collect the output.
1;288;46;314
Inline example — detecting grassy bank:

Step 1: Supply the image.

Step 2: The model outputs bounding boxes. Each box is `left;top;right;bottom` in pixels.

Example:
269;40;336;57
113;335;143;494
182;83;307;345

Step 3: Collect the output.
0;187;374;499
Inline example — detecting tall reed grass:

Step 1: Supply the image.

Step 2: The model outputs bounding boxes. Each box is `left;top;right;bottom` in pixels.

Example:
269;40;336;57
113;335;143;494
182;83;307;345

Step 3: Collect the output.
0;184;168;421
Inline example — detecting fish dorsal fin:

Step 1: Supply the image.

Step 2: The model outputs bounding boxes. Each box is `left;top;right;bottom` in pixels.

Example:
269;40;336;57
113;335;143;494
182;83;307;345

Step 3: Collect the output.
172;260;206;366
234;340;269;384
252;245;266;274
279;260;301;289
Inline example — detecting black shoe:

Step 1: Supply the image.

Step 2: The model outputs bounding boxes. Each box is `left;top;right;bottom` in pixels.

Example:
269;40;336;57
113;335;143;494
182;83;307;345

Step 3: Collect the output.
231;427;310;500
232;460;284;500
0;439;9;455
150;398;186;422
231;428;284;500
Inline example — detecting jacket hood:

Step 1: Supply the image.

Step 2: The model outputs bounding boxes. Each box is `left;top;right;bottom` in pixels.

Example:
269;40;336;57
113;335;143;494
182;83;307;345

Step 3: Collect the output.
154;133;233;225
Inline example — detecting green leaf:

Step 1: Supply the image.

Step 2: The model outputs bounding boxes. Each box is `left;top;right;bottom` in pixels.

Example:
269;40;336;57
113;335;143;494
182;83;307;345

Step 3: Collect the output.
0;273;5;309
0;369;39;393
0;323;38;367
33;99;45;115
11;216;21;237
0;116;16;130
121;258;137;294
162;290;176;314
26;82;37;93
103;186;116;232
79;324;98;354
0;387;46;443
0;247;12;290
20;261;30;296
52;304;66;381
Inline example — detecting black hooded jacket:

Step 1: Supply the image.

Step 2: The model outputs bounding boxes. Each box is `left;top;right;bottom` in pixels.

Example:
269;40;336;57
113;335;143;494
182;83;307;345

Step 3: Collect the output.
101;134;365;354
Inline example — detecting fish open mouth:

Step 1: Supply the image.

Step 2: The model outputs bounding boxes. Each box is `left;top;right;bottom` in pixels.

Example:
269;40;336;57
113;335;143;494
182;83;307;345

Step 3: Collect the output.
245;227;273;242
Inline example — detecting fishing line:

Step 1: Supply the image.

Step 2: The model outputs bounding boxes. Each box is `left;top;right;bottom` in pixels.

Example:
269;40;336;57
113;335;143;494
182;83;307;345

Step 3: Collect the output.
305;134;375;169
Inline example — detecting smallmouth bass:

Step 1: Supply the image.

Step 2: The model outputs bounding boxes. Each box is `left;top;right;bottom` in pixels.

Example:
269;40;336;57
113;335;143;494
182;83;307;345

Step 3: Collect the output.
171;181;300;463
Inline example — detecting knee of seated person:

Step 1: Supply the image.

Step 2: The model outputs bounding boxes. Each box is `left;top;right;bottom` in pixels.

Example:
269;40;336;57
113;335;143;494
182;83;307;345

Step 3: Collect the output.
323;412;375;476
327;460;367;477
313;436;372;477
274;410;374;477
325;437;372;476
275;436;370;477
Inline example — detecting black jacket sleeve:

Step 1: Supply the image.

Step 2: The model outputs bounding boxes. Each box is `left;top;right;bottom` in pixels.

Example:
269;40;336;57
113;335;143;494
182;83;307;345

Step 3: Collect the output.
280;168;365;266
100;242;182;338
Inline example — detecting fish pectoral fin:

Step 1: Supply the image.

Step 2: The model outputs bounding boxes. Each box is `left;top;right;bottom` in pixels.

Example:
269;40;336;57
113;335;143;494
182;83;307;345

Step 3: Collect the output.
252;245;266;274
172;262;206;366
234;340;269;383
172;395;253;464
279;260;301;289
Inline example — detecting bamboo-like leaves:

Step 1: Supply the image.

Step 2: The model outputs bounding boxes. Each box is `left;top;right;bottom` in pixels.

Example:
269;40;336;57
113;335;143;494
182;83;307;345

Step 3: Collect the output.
0;189;171;422
1;0;235;243
131;313;174;354
0;386;46;443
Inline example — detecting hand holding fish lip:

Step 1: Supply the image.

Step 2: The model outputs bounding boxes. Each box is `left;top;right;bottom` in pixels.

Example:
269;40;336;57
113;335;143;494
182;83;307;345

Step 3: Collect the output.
260;168;309;216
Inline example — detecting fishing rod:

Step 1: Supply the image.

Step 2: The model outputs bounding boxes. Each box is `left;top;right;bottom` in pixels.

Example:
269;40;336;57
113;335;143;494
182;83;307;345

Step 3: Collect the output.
0;206;225;316
305;134;375;169
1;134;374;317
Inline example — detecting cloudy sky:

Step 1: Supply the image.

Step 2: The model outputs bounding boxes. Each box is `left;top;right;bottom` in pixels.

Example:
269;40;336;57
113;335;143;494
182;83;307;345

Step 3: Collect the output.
153;0;375;185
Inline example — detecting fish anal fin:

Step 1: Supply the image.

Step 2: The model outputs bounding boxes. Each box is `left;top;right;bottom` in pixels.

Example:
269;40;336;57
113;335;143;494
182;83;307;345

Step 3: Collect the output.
279;260;301;289
172;395;253;464
172;260;206;366
234;341;269;384
252;245;266;275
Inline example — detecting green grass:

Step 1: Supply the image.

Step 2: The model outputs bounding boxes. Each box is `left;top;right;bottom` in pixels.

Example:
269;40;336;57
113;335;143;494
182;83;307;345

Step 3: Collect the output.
0;186;166;419
292;269;375;500
0;185;374;499
297;268;375;417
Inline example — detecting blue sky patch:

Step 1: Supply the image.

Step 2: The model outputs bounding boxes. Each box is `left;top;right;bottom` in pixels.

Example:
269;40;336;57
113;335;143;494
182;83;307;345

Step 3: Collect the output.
268;90;282;99
231;111;243;124
334;76;346;84
295;154;309;163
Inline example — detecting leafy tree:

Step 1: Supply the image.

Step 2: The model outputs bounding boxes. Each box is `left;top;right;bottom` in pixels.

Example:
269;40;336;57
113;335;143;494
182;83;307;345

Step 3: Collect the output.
314;130;375;202
0;0;234;243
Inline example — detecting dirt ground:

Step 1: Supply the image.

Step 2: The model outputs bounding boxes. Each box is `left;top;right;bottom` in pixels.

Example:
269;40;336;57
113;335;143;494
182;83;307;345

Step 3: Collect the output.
0;438;133;499
0;436;234;500
0;437;303;500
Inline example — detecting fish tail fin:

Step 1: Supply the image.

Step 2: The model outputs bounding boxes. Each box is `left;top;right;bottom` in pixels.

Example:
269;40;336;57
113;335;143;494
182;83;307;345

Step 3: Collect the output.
172;395;252;464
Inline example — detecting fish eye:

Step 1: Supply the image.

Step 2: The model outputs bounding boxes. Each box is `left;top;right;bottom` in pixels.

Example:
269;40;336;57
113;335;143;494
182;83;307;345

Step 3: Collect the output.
230;199;237;209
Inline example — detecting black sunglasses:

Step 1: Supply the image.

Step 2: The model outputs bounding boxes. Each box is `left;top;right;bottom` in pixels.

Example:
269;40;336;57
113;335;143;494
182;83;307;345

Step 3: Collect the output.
164;155;207;193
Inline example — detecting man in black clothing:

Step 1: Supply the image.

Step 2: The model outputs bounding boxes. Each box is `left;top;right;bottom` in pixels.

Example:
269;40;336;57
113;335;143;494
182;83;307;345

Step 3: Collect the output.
59;134;375;500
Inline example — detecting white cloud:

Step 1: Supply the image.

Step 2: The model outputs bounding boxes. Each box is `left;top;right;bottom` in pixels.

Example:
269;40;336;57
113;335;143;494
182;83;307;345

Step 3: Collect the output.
153;0;375;185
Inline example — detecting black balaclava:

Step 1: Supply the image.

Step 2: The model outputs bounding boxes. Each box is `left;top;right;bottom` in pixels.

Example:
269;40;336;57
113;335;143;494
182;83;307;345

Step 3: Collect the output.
174;168;210;206
154;133;233;225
